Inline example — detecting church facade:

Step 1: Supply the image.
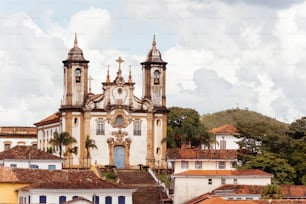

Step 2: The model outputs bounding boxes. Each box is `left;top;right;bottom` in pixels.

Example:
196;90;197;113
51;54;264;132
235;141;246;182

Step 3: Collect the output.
34;35;168;169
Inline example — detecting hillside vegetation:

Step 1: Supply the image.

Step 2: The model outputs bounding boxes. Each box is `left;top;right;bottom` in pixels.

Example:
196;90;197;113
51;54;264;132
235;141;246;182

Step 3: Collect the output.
201;108;288;132
200;108;305;185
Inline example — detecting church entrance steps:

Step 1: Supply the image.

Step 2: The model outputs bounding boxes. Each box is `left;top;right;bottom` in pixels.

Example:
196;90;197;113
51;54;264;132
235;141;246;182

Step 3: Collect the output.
116;169;157;185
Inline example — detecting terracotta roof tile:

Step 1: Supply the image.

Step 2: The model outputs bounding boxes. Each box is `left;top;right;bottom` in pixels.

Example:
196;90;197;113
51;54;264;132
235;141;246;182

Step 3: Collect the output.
174;169;273;177
0;168;129;189
0;126;37;138
34;112;61;126
210;124;239;135
0;145;62;160
167;149;237;160
212;185;264;195
280;185;306;198
186;197;259;204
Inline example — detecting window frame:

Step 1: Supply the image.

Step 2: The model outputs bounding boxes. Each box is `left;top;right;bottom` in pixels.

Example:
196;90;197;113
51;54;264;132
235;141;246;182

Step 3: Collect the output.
96;119;105;135
208;178;212;185
181;161;189;169
195;161;202;169
218;161;226;169
133;120;141;136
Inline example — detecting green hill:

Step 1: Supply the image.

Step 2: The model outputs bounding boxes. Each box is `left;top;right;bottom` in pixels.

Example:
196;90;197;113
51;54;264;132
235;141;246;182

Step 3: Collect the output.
201;108;289;137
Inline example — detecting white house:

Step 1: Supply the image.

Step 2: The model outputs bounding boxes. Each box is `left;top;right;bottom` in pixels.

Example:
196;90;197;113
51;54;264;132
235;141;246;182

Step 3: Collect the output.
210;124;241;150
167;149;238;174
0;167;135;204
0;127;37;151
0;145;63;170
171;169;272;204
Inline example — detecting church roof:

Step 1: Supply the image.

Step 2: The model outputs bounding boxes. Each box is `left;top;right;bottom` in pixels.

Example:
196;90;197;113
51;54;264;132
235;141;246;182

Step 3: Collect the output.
167;149;237;160
0;145;62;160
34;112;61;126
142;35;166;64
210;124;240;135
64;34;88;62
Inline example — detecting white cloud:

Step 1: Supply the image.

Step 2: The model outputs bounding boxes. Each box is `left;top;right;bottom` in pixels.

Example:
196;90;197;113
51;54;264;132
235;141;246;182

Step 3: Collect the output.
3;1;306;126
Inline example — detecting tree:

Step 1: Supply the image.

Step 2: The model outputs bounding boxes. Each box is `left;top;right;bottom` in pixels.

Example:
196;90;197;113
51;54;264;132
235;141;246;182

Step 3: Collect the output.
287;117;306;140
164;107;213;148
49;131;77;158
262;184;282;199
240;151;296;184
85;135;98;167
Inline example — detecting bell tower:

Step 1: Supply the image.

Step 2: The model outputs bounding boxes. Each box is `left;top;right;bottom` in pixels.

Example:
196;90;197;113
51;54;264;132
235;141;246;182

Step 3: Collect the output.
62;34;89;107
141;35;167;109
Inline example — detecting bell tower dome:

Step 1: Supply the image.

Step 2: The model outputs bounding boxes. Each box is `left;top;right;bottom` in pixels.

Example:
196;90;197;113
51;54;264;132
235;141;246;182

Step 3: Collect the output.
141;35;167;109
62;34;90;108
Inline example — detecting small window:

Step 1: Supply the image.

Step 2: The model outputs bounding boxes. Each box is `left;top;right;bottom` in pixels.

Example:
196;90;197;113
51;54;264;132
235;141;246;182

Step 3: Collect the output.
208;178;212;185
221;178;226;185
134;120;141;135
156;147;160;155
181;161;189;169
153;70;160;85
74;118;78;126
48;165;56;170
93;195;100;204
105;196;112;204
115;115;123;126
59;196;66;204
32;143;38;148
75;68;81;83
220;139;226;149
195;161;202;169
4;143;11;151
233;178;238;184
39;195;47;204
246;197;253;200
30;164;39;169
218;161;226;169
118;196;125;204
96;119;105;135
10;164;17;168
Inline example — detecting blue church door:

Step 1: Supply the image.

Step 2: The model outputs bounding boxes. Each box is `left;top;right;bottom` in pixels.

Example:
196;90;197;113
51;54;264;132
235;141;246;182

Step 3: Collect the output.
114;146;125;169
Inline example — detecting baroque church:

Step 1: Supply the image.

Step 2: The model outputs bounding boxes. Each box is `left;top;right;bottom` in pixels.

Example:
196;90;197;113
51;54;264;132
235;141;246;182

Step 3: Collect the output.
34;35;168;169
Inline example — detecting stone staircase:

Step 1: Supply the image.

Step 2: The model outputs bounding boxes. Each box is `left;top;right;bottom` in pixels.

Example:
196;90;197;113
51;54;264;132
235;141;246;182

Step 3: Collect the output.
116;169;171;204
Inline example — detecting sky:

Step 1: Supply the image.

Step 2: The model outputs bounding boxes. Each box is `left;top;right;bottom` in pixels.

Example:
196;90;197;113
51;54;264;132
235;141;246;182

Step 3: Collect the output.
1;0;306;126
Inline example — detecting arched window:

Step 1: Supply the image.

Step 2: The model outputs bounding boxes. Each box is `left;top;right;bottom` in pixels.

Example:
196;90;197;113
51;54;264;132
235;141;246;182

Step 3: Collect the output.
153;70;160;84
105;196;112;204
75;68;81;83
118;196;125;204
92;195;100;204
59;196;66;204
39;195;47;204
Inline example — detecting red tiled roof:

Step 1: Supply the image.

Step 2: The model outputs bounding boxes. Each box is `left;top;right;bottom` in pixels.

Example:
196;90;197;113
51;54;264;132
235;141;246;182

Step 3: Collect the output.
210;124;239;135
0;126;37;138
167;149;237;160
34;112;61;126
185;196;259;204
280;185;306;198
174;169;273;177
0;168;129;189
212;185;264;195
0;145;62;160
